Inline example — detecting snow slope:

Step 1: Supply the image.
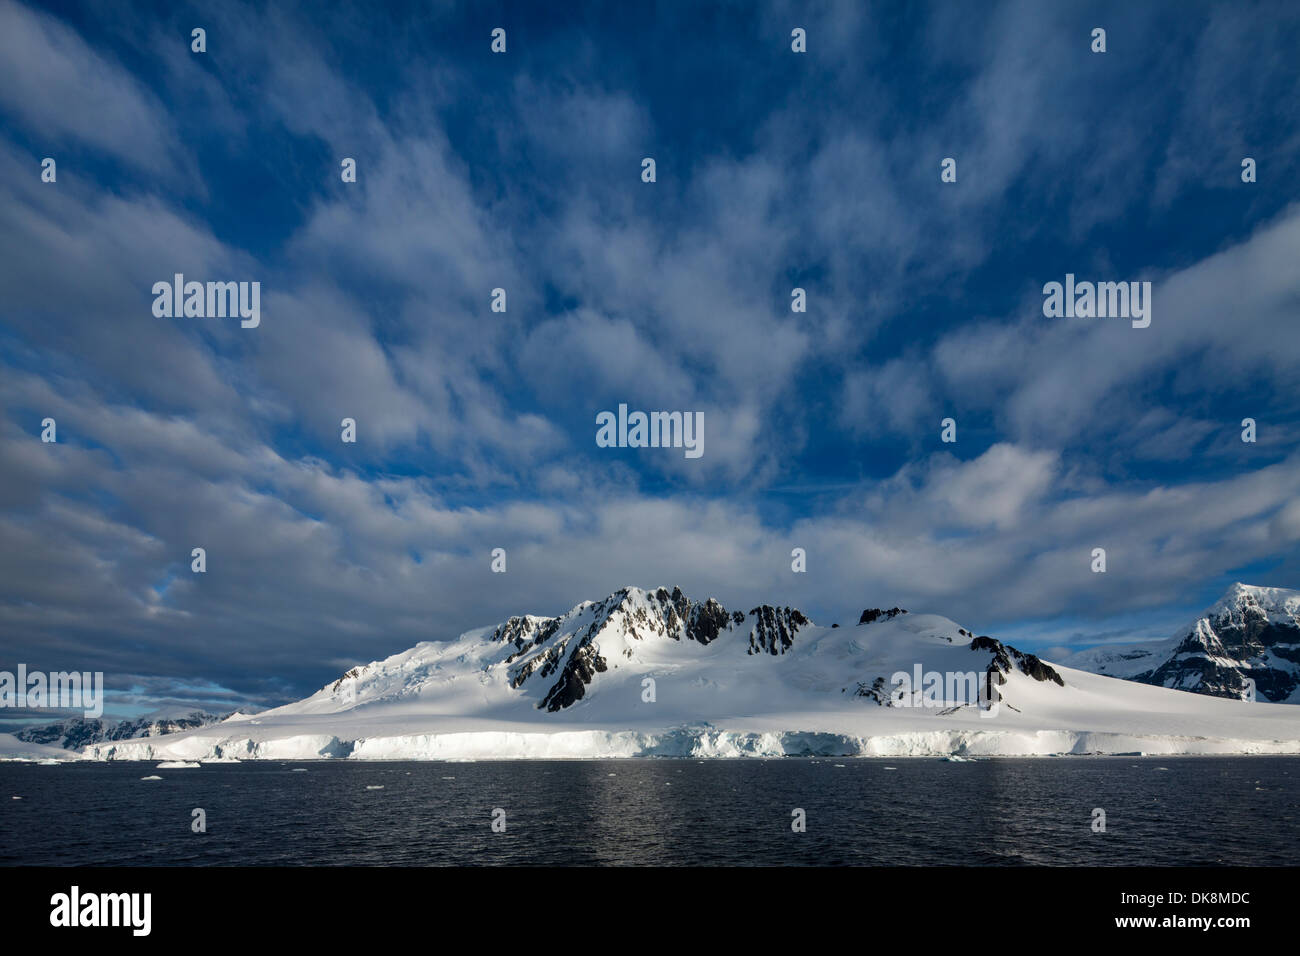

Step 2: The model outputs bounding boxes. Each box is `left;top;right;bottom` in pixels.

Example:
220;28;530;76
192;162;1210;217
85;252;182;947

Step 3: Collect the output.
85;586;1300;760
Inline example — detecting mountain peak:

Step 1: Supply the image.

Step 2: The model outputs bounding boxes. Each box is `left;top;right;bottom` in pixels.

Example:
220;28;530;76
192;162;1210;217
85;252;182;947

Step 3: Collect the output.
1206;582;1300;620
1100;582;1300;703
495;585;817;710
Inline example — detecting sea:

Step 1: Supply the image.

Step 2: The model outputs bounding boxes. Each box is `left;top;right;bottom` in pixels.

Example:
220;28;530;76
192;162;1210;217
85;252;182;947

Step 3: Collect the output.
2;756;1297;866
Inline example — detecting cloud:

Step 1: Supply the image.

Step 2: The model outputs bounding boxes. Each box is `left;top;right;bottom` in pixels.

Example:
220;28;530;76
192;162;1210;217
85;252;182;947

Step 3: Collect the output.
4;358;1297;707
1;0;1297;713
0;0;181;175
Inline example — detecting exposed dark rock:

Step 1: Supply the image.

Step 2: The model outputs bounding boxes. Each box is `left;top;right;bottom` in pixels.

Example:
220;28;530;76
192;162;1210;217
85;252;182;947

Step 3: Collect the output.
331;666;364;691
746;605;810;655
1015;651;1064;686
859;607;907;625
539;637;608;712
686;598;731;645
969;635;1064;686
852;676;890;705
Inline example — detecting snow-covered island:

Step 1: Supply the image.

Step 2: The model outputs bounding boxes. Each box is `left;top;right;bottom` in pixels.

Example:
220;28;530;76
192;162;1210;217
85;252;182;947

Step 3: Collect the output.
80;584;1300;761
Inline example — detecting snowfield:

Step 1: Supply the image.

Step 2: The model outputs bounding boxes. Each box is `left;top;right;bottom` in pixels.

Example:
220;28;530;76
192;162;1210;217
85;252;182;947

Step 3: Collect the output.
79;586;1300;761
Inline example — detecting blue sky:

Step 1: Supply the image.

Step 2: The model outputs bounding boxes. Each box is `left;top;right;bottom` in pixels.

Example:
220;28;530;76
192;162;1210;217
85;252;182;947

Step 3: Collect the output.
1;0;1298;721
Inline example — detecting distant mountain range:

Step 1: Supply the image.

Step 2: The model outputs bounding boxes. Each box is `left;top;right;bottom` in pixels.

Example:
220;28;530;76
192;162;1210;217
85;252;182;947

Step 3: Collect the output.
1064;583;1300;703
14;710;236;751
79;584;1300;760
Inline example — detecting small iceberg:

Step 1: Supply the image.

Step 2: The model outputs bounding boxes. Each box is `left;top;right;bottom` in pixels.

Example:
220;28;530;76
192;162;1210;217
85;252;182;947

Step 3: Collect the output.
941;755;976;762
365;785;384;790
291;768;309;772
37;759;60;766
140;775;163;781
156;761;200;769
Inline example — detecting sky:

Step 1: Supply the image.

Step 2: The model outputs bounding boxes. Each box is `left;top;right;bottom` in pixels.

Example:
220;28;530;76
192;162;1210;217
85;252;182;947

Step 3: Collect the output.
1;0;1298;723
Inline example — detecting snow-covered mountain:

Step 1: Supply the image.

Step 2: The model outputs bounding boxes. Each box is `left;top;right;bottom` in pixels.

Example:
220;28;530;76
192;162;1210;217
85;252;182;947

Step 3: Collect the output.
1065;584;1300;703
84;585;1300;760
13;709;236;751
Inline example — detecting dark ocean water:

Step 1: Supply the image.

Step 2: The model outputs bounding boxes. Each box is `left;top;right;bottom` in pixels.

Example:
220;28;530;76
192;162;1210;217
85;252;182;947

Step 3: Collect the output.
2;757;1297;866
